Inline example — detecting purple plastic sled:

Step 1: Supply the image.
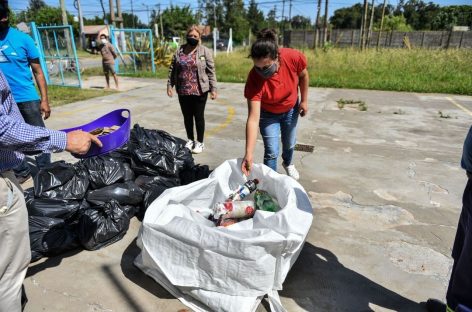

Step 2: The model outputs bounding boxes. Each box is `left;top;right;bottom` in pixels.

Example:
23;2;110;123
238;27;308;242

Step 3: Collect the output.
61;109;131;158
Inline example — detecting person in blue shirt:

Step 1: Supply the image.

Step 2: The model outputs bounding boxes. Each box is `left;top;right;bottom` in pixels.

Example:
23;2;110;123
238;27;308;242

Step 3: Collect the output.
0;66;101;311
426;127;472;312
0;1;52;184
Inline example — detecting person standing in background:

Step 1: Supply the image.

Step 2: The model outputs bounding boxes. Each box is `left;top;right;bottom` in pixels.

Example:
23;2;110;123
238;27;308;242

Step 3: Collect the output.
0;0;52;184
167;25;217;154
99;34;119;90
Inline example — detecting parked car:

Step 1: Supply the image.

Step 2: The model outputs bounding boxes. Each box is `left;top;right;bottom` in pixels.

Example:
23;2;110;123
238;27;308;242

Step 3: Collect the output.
216;39;228;51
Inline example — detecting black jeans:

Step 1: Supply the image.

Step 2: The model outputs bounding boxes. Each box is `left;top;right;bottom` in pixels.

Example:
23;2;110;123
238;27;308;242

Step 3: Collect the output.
178;92;208;143
14;100;51;178
446;178;472;310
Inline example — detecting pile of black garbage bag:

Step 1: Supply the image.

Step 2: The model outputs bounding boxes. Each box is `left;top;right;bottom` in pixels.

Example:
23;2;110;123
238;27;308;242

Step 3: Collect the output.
25;124;210;262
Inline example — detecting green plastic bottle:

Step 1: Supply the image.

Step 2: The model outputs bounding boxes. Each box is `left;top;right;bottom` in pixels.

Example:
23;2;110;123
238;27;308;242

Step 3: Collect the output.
254;190;279;212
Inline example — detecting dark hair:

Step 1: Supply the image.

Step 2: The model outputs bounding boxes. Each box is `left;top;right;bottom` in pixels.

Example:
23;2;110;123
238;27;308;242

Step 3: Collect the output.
249;28;278;60
100;34;107;38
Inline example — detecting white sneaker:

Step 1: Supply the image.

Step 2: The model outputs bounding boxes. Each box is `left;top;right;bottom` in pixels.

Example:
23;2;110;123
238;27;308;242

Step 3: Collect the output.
185;140;194;150
283;163;300;180
192;141;204;154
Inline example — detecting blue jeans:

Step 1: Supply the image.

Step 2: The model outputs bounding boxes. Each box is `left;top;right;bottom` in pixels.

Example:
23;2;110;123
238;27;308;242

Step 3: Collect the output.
259;103;299;171
14;100;51;178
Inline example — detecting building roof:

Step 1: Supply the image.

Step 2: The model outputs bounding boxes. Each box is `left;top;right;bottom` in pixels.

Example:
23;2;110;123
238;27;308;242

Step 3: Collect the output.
83;25;108;35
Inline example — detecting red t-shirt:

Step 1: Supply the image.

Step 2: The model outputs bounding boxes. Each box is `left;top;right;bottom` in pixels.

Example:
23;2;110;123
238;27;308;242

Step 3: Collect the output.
244;48;307;114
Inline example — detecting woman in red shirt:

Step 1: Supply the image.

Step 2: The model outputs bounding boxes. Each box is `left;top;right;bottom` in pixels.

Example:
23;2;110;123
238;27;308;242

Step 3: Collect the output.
242;29;309;180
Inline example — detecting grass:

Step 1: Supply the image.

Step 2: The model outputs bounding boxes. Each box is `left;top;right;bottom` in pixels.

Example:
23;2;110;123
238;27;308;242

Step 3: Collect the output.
117;47;471;95
50;47;470;107
48;85;114;107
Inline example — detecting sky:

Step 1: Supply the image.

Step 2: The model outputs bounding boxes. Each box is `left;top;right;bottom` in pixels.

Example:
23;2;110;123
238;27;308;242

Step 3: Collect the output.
9;0;472;25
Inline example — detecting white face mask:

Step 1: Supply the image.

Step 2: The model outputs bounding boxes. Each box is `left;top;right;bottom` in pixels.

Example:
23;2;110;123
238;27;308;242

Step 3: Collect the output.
101;39;107;44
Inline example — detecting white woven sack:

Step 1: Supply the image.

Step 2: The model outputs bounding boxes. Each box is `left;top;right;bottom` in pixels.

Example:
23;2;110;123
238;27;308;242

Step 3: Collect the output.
135;159;313;312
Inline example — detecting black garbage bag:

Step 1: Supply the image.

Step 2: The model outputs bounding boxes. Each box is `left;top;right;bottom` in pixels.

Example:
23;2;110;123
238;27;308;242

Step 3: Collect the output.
82;155;127;189
29;216;80;262
24;187;34;207
34;161;89;200
78;200;130;250
128;124;194;177
136;184;170;221
86;181;144;206
122;205;137;219
135;175;180;191
122;163;135;182
179;164;211;185
107;143;132;164
27;198;81;221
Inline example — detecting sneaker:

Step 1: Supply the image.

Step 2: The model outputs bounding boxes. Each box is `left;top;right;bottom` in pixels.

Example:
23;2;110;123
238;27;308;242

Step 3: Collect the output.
17;175;32;185
192;142;204;154
283;163;300;180
185;140;194;150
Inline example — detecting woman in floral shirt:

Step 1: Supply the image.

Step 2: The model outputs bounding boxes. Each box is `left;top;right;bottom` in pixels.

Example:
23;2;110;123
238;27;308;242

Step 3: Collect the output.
167;25;217;154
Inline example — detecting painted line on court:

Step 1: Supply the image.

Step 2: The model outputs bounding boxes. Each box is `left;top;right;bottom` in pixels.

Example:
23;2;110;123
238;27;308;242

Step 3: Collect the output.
206;98;235;137
447;96;472;117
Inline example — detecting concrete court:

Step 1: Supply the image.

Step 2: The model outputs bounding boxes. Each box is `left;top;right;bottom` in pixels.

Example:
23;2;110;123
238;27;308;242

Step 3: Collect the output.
23;78;472;312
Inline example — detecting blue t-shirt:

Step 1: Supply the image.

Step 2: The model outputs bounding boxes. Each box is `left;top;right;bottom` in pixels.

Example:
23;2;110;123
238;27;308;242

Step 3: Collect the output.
0;27;40;103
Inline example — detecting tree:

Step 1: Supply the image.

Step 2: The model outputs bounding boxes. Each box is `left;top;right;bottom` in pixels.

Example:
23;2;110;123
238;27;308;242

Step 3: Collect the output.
28;0;46;12
330;3;364;29
198;0;225;29
222;0;249;43
247;0;264;35
401;0;440;30
290;15;312;30
121;13;145;28
383;15;412;31
431;5;472;30
266;7;278;29
157;5;197;38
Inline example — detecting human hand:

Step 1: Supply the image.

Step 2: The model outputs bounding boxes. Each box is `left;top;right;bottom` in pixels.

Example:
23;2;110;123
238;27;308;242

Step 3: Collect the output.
167;85;173;97
299;100;308;117
210;91;217;100
65;130;102;155
40;100;51;120
241;155;253;176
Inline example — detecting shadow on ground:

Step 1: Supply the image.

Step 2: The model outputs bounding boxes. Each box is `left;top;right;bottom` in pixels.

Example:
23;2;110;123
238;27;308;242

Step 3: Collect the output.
120;238;174;300
281;243;424;312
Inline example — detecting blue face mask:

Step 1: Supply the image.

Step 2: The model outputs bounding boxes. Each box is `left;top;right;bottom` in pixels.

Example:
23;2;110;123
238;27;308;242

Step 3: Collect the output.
254;61;277;79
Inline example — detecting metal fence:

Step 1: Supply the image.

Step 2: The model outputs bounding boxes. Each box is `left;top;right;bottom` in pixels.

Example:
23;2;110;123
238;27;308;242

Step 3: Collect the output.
284;29;472;49
110;27;155;74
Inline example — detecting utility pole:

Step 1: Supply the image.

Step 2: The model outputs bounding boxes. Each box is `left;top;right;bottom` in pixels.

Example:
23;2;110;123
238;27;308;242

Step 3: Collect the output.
109;0;116;26
117;0;124;29
159;4;164;39
142;3;150;26
323;0;329;45
376;0;387;49
361;0;369;49
131;0;135;28
60;0;68;26
213;0;217;29
367;0;375;47
75;0;85;49
314;0;322;49
99;0;107;22
288;0;292;30
281;0;285;33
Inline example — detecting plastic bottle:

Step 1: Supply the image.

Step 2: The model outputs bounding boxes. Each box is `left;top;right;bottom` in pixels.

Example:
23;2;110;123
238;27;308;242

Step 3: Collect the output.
213;200;256;219
254;190;279;212
227;179;259;201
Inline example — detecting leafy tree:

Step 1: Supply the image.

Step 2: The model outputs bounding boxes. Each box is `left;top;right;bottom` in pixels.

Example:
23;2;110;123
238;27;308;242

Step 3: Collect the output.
156;5;197;38
247;0;264;34
431;5;472;30
222;0;249;43
383;15;412;31
290;15;312;30
401;0;440;30
28;0;46;12
330;3;364;29
198;0;225;30
266;7;278;29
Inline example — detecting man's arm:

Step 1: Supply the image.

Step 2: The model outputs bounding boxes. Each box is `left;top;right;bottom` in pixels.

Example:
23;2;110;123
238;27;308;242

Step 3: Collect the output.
30;59;50;119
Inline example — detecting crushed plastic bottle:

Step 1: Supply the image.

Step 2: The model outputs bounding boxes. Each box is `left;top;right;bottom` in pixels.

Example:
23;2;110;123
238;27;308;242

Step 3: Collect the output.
213;200;255;219
254;190;279;212
227;179;259;201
